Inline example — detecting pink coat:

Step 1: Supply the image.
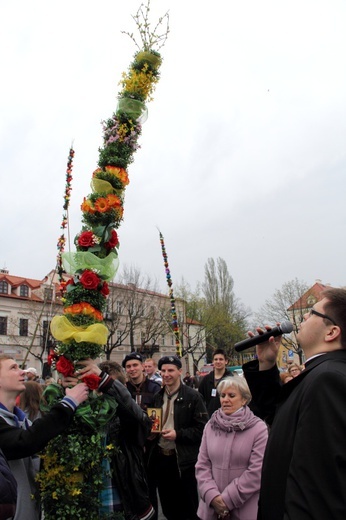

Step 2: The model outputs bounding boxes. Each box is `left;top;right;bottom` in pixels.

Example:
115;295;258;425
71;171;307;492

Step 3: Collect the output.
196;406;268;520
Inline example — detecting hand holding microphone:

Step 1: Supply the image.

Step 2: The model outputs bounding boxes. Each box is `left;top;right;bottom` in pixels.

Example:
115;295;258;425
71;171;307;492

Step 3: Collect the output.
234;321;293;352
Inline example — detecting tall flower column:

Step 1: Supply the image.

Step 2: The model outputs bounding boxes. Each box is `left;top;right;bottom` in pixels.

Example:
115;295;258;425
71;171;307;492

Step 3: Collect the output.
38;2;169;518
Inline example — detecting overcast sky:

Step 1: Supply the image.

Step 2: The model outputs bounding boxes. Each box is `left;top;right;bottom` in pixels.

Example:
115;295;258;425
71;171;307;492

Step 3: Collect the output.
1;0;346;317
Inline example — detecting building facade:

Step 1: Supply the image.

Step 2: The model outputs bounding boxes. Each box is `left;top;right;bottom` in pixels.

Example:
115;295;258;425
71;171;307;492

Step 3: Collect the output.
0;268;206;376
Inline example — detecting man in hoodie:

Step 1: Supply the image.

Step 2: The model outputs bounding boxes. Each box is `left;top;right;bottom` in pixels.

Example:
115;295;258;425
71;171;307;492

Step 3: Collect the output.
0;354;89;520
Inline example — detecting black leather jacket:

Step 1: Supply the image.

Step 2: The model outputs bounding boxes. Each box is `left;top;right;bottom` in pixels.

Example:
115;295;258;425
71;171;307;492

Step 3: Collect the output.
100;376;154;520
149;384;208;471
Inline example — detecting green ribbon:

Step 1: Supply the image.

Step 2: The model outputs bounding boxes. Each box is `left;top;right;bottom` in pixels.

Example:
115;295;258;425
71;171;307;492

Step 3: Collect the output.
41;384;118;430
75;393;118;430
62;251;119;280
116;97;148;122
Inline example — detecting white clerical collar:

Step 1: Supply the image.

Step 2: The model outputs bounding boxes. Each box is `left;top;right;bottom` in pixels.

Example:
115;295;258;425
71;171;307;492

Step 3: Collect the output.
304;352;326;364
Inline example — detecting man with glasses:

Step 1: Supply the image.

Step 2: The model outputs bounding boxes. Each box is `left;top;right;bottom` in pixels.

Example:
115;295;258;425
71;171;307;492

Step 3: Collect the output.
243;288;346;520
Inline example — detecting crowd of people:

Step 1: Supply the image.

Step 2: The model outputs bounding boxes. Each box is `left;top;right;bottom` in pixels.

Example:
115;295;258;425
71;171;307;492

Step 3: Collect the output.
1;287;346;519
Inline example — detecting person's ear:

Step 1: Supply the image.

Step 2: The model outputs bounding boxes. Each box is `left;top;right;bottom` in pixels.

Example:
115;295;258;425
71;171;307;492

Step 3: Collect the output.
325;325;341;343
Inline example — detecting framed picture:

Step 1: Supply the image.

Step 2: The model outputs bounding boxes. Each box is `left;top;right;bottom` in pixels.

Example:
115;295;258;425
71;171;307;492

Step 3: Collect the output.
147;407;162;433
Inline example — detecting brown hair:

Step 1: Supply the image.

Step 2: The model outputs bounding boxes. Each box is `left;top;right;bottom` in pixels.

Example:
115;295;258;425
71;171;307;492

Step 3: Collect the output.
321;288;346;348
0;355;13;370
99;361;126;385
144;358;157;367
19;381;44;421
213;349;228;360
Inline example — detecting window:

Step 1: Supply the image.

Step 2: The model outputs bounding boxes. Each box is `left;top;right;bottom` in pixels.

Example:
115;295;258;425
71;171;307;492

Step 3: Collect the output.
116;301;122;314
117;330;123;341
20;284;29;297
19;318;29;336
0;317;8;335
44;288;53;301
0;281;8;294
161;334;165;346
42;320;53;350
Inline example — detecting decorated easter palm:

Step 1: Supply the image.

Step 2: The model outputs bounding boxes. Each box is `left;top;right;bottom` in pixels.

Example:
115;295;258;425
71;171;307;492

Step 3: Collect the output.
37;2;168;518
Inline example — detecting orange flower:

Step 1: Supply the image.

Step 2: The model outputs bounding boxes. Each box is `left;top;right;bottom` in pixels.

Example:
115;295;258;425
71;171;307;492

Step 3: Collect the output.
106;194;122;209
116;207;124;218
81;198;95;214
64;302;103;321
118;170;129;186
64;303;83;315
104;165;129;186
104;166;122;176
94;197;109;213
92;168;103;177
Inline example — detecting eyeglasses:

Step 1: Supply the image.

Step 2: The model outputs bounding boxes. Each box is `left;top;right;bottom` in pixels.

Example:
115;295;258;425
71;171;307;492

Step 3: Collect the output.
309;308;337;326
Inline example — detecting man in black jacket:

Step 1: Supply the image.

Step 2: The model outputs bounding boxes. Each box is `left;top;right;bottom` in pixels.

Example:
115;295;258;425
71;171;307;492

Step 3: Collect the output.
148;355;208;520
122;353;161;410
73;358;155;520
198;349;233;417
243;288;346;520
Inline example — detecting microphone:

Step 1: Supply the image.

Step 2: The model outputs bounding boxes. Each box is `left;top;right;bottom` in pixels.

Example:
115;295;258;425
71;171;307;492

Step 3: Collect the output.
234;321;293;352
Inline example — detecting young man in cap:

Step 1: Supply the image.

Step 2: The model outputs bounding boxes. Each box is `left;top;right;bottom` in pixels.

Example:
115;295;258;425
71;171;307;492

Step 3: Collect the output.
198;348;233;417
24;367;44;384
122;352;161;411
0;355;88;520
147;355;208;520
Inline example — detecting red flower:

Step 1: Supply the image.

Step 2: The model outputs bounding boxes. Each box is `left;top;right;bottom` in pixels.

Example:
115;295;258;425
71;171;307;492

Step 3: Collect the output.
82;374;101;390
59;277;74;294
77;231;95;248
56;356;75;377
104;229;119;250
47;349;57;366
79;270;100;290
101;281;109;297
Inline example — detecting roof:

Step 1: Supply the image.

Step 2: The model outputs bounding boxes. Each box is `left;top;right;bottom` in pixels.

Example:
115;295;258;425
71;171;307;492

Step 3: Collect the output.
0;274;42;289
287;281;333;311
0;273;55;303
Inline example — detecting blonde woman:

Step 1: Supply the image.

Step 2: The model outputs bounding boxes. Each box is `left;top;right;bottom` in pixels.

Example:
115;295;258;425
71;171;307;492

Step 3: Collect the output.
196;377;268;520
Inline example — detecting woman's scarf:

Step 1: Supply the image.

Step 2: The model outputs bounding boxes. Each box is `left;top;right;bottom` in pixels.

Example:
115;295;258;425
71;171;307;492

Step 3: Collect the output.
209;405;259;435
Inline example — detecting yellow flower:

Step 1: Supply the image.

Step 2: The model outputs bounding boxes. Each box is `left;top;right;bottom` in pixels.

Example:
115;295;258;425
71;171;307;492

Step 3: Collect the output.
70;488;82;496
52;491;58;500
106;443;114;450
120;64;158;101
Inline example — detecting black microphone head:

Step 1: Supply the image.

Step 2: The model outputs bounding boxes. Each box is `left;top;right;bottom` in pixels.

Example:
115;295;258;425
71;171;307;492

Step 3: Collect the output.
280;320;294;334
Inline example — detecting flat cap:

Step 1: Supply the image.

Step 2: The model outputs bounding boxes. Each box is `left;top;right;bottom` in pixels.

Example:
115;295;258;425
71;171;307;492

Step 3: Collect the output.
158;355;182;370
122;352;144;368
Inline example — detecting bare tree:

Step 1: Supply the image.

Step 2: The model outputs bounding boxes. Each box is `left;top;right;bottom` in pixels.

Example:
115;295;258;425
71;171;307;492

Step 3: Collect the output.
254;278;309;364
102;265;171;359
